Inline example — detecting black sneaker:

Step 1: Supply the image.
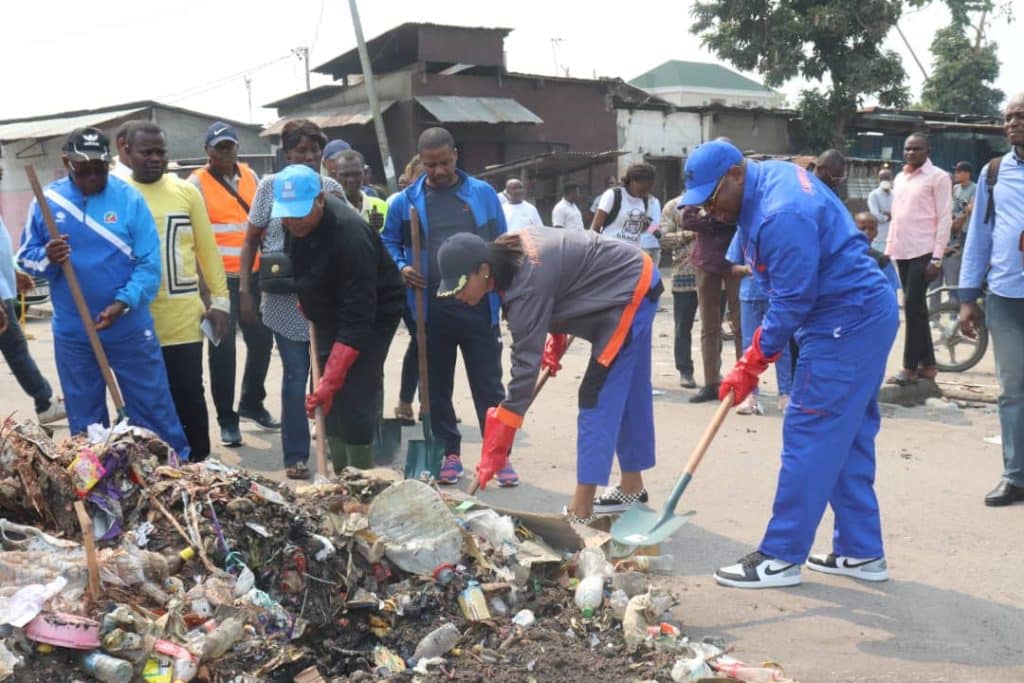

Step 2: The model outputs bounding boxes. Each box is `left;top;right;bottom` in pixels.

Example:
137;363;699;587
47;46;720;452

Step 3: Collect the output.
688;384;719;403
679;372;697;389
714;550;801;588
220;423;242;447
238;406;281;430
593;486;649;513
805;553;888;582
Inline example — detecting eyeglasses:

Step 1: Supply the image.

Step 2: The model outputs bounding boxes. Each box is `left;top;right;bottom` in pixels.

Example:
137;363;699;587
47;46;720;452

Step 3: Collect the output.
69;162;108;178
704;175;727;209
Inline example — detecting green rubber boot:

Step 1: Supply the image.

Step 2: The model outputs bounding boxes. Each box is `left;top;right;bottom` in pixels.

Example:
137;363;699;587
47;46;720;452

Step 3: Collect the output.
327;436;347;474
346;443;374;470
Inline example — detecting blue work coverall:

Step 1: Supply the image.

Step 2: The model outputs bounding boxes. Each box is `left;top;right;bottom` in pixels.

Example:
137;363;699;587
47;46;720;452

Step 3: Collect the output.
18;176;190;459
736;161;898;564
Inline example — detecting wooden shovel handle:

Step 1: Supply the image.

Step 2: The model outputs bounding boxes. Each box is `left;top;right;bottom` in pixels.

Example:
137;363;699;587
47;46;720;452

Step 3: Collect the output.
308;321;330;479
26;165;125;413
685;392;734;476
409;207;431;416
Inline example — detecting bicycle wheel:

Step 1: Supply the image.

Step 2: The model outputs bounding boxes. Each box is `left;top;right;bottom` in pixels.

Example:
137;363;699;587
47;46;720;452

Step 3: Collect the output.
929;302;988;372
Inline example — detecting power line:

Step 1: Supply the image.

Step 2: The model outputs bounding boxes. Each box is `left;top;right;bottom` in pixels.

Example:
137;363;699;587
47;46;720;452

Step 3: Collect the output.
155;53;294;104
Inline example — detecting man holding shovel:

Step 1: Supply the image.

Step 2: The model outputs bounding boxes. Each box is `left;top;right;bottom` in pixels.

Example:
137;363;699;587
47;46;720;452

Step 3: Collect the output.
680;140;898;589
17;127;188;456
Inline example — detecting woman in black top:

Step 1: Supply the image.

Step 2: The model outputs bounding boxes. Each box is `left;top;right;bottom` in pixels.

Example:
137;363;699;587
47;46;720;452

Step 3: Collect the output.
271;163;405;470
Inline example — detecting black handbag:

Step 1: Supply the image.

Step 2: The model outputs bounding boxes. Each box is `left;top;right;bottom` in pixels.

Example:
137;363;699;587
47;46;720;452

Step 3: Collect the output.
258;230;295;294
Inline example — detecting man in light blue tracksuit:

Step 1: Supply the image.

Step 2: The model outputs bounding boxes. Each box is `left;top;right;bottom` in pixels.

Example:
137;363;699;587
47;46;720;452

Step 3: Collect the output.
680;140;898;589
18;127;189;459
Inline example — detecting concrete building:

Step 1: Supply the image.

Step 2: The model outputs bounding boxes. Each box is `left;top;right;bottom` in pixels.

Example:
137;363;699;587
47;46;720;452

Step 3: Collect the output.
630;60;786;109
0;101;271;238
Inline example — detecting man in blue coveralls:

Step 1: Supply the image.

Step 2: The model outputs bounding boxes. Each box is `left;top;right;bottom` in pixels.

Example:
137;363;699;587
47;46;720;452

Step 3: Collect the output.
18;127;189;459
680;140;899;588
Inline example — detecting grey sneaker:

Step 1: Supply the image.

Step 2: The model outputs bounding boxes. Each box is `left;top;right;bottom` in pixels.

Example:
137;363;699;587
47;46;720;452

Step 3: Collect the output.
805;553;889;582
220;423;243;447
715;551;801;588
36;398;67;425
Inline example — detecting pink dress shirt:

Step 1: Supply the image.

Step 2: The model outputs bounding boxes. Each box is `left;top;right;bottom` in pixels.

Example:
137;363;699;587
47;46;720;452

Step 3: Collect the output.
886;159;953;260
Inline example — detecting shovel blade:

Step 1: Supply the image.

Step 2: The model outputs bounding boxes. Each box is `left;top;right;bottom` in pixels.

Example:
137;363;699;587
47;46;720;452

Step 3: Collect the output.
374;419;402;465
609;504;696;546
403;439;445;480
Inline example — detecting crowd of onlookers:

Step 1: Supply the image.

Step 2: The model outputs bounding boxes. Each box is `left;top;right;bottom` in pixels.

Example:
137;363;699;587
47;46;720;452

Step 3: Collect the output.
2;100;1022;509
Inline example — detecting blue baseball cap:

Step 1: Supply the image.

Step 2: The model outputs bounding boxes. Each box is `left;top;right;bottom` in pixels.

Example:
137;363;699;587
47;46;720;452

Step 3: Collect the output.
323;139;351;160
680;140;743;206
437;233;489;298
205;121;240;147
271;164;323;219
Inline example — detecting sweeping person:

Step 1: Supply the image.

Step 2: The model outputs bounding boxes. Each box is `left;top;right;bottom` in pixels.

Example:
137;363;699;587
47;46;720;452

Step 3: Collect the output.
270;164;405;471
679;140;898;588
434;227;663;521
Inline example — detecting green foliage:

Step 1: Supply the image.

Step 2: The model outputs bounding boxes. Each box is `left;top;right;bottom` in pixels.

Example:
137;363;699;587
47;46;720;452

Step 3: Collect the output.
690;0;912;148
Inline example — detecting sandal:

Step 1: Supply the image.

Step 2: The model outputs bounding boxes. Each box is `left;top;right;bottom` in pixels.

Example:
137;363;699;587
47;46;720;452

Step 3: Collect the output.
394;403;415;426
886;370;918;386
286;462;311;480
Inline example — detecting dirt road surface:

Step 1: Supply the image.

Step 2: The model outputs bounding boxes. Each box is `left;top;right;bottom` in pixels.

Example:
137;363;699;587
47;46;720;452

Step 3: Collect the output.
6;298;1021;682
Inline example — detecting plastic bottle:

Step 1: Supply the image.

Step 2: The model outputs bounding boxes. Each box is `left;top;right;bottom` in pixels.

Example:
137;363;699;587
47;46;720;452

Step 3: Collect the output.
165;548;195;575
576;547;609;579
618;554;675;575
609;589;630;619
411;622;461;660
488;596;509;617
82;652;133;683
574;574;605;617
200;617;243;661
458;581;491;621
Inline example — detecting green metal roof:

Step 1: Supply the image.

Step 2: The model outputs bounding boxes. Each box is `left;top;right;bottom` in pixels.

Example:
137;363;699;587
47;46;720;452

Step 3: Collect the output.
630;60;772;93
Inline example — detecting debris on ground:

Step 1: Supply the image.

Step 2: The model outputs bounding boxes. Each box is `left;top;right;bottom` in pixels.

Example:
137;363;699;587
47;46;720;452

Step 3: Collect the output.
0;417;793;682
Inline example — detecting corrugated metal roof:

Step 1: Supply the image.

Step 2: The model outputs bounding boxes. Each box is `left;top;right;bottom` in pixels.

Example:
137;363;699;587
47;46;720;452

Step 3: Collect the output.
415;96;542;124
477;150;625;179
630;60;773;93
0;107;147;142
260;101;395;137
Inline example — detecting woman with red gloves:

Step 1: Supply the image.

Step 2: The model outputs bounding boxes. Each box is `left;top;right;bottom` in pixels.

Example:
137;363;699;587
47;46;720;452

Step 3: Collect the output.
270;164;406;471
435;228;663;522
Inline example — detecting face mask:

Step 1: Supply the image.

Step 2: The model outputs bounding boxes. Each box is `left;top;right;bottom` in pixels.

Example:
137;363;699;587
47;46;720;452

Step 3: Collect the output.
879;181;892;191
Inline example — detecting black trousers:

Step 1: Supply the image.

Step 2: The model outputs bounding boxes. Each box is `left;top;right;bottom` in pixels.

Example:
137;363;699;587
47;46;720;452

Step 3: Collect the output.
673;291;698;376
399;307;419;404
162;342;210;461
317;316;400;446
426;296;506;456
896;253;936;370
208;275;274;427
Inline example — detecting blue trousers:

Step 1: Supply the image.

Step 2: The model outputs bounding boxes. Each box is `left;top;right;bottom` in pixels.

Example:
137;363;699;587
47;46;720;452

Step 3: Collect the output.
986;293;1024;486
55;328;190;460
274;333;311;467
577;292;659;485
759;303;898;564
740;299;793;395
1;299;53;412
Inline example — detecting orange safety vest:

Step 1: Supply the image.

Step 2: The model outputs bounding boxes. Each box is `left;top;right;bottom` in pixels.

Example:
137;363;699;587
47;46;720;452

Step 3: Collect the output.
192;163;259;274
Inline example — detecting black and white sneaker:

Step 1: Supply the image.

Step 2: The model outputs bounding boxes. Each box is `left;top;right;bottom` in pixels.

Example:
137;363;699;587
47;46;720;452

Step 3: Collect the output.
592;486;649;513
805;553;889;582
714;551;801;588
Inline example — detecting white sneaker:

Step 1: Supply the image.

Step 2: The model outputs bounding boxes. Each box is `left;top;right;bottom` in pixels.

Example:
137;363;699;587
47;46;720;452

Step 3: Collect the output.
714;551;801;588
805;552;889;582
735;395;764;416
36;398;66;425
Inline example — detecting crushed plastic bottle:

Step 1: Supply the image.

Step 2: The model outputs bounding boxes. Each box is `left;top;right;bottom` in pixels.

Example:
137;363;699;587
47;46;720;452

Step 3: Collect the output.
82;651;133;683
511;609;535;628
576;547;610;579
411;622;460;660
573;574;604;617
609;589;630;619
616;554;675;575
200;617;243;661
488;596;509;617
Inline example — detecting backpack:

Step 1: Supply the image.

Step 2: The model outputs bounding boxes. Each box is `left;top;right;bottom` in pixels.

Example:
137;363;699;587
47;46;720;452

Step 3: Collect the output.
603;187;649;227
983;156;1002;225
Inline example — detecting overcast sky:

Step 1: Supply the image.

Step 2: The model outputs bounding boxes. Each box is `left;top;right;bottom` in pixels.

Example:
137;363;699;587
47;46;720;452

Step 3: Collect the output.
2;1;1018;125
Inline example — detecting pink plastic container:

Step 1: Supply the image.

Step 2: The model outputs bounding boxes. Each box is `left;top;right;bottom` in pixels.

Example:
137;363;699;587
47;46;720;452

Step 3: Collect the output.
25;612;101;649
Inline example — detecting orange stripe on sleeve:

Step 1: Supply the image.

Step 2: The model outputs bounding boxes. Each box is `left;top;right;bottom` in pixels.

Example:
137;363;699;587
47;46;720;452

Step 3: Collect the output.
596;252;654;367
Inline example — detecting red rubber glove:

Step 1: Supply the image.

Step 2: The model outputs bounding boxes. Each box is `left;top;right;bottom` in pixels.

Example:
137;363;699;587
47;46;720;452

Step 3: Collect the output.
541;333;569;377
477;406;519;490
719;327;780;404
306;342;360;417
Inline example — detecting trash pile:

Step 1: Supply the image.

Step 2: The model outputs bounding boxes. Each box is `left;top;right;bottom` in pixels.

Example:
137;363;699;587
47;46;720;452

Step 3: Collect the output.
0;418;793;682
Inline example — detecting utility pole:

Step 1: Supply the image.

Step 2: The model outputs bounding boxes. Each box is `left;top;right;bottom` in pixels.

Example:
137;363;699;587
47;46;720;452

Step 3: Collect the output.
348;0;397;194
244;74;253;122
293;46;311;91
550;37;564;77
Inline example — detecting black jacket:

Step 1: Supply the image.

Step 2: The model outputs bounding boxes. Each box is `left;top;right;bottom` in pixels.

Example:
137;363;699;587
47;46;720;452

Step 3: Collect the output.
289;196;405;351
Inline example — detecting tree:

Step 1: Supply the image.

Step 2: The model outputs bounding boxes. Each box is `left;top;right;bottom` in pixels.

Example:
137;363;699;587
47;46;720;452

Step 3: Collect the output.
919;1;1008;115
690;0;912;149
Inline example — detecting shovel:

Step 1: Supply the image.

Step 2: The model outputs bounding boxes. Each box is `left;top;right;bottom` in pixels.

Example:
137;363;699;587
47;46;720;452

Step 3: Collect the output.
403;207;446;480
610;392;734;547
373;389;402;465
25;165;127;423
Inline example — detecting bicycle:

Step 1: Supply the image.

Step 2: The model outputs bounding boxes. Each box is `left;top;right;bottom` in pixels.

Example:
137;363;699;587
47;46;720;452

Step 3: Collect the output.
927;286;988;373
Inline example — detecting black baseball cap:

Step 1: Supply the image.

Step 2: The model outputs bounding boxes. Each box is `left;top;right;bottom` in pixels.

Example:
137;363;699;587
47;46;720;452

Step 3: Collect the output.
62;127;111;162
437;233;489;298
205;121;240;147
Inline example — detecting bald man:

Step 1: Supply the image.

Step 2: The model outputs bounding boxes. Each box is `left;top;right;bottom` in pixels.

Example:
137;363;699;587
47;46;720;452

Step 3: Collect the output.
814;149;846;193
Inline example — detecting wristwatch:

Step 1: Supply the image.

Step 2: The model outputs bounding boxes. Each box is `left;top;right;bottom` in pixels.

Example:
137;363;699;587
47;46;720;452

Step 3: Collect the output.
929;258;943;267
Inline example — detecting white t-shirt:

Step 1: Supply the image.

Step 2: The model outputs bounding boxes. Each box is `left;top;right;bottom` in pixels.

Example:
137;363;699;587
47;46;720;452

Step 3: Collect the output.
597;188;660;247
551;198;584;231
502;201;544;233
